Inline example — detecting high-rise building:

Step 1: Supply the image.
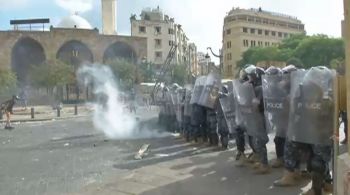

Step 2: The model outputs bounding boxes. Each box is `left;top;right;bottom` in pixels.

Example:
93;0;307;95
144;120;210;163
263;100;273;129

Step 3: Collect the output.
101;0;117;35
131;7;198;74
222;7;305;78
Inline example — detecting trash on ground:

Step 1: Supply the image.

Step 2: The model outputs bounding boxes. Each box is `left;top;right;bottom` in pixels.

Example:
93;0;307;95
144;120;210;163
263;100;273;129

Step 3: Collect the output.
134;144;150;160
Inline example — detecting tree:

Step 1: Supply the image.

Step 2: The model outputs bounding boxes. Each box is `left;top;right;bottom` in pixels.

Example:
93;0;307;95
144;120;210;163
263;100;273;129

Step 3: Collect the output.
0;68;17;96
139;61;156;83
172;64;187;86
238;34;344;70
29;59;74;94
330;57;345;75
106;58;137;90
293;35;344;68
286;57;303;68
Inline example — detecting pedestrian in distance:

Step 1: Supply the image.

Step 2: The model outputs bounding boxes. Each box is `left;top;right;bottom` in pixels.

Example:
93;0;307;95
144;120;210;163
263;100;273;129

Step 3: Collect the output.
0;95;20;130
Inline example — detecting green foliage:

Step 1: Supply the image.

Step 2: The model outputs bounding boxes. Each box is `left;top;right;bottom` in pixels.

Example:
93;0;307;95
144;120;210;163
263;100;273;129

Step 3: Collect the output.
293;35;344;68
330;57;345;75
29;59;74;89
238;34;344;69
139;61;156;83
0;68;17;95
106;58;137;89
172;64;187;86
286;57;303;68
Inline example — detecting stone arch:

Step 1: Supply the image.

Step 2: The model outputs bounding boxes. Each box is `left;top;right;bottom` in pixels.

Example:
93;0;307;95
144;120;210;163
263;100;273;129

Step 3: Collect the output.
56;40;93;67
103;41;137;63
11;37;46;85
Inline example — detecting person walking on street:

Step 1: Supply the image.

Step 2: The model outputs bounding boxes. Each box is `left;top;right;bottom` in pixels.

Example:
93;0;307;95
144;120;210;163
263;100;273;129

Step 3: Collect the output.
1;95;19;130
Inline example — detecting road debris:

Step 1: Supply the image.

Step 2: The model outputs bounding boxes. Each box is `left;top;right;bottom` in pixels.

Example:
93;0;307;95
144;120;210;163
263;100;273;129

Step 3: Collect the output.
134;144;150;160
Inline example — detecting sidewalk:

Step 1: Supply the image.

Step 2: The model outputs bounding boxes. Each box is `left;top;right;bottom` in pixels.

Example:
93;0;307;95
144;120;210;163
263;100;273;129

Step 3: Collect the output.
0;105;92;123
0;105;159;123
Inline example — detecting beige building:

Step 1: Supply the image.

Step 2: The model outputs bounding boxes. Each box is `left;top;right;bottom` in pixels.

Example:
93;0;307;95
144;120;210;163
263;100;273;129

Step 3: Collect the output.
222;7;305;78
130;7;198;74
101;0;117;35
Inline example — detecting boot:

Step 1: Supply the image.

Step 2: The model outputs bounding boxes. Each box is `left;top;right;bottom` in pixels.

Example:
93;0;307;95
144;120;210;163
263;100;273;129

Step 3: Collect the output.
323;182;333;194
271;158;284;168
254;164;270;175
247;153;259;163
251;162;261;169
274;170;298;187
302;172;323;195
235;152;248;167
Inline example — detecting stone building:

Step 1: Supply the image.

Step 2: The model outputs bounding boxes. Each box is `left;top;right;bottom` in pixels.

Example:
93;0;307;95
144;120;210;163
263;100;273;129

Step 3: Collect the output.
0;0;147;101
222;7;305;78
130;7;198;75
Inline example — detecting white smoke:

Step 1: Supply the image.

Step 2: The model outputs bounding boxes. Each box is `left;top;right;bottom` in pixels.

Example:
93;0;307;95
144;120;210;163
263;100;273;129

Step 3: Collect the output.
77;64;169;139
55;0;93;13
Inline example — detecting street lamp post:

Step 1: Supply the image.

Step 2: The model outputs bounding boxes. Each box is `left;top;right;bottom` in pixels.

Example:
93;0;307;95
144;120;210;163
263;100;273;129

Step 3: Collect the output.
207;47;223;75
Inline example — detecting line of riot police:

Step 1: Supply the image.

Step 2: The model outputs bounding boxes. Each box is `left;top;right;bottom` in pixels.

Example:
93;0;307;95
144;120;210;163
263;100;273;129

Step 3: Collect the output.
158;64;335;195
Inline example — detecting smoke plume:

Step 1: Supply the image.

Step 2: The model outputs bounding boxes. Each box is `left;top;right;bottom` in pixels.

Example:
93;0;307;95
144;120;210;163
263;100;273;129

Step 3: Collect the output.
77;64;169;139
55;0;93;13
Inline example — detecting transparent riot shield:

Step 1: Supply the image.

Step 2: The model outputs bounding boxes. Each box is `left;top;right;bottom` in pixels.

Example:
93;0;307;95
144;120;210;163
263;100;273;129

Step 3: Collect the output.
184;89;192;117
190;76;206;105
232;80;265;137
219;94;236;134
198;73;221;109
287;68;335;145
262;74;290;137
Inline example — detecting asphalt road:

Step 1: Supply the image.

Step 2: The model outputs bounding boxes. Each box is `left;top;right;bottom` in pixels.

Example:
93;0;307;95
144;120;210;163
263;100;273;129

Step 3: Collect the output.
0;114;308;195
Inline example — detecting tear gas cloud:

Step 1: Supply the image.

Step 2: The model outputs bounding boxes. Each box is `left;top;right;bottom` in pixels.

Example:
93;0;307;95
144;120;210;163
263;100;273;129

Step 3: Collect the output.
77;64;169;139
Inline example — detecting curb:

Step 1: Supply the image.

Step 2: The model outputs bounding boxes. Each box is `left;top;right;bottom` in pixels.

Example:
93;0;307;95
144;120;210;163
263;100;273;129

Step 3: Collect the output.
0;115;90;123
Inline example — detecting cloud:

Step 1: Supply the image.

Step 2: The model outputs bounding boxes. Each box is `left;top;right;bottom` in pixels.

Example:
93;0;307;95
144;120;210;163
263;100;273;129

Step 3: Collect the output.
55;0;93;13
0;0;29;9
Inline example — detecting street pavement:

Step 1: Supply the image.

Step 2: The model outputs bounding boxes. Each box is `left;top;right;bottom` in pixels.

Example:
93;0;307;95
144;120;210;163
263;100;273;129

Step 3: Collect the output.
0;109;310;195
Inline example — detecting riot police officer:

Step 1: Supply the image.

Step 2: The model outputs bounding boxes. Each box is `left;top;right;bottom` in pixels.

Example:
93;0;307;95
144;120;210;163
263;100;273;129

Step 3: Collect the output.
263;66;288;168
217;85;230;149
233;65;259;167
275;66;334;194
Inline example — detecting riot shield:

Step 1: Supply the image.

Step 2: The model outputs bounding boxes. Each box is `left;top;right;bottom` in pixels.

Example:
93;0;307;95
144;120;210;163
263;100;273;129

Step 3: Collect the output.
287;68;335;145
219;94;236;134
198;73;221;109
232;80;265;137
190;76;206;105
184;89;192;117
262;74;290;137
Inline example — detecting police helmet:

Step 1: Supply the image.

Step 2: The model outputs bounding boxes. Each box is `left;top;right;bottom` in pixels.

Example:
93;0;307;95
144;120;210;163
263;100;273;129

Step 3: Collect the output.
265;66;282;75
282;65;297;74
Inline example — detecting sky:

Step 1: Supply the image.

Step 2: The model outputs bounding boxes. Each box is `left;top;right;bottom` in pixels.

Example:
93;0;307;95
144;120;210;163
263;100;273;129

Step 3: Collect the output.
0;0;344;64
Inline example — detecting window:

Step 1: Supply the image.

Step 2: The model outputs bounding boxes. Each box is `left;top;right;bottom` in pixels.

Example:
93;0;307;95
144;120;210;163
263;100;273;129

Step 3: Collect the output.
265;42;270;47
228;65;233;74
226;29;231;34
248;17;254;22
284;33;288;38
258;41;263;47
271;31;276;36
155;26;161;34
250;28;255;34
256;18;262;23
226;53;232;61
169;40;173;46
243;39;249;47
139;26;146;33
265;30;269;36
227;41;231;49
263;19;268;24
278;32;282;37
258;29;262;35
168;28;174;34
243;27;248;33
155;39;162;47
251;40;256;47
155;52;162;58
